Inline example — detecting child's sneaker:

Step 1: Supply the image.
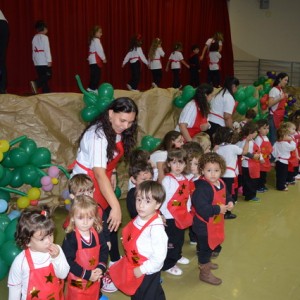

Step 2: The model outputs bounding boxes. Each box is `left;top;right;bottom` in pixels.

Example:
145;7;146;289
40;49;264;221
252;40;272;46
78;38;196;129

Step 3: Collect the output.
257;188;265;193
177;256;190;265
165;265;183;276
263;186;269;191
189;240;197;245
101;273;118;293
126;84;132;91
295;174;300;180
249;197;260;202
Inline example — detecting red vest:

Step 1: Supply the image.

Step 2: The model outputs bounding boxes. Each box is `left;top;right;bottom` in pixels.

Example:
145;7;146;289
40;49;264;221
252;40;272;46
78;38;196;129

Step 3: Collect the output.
187;101;207;138
257;135;273;172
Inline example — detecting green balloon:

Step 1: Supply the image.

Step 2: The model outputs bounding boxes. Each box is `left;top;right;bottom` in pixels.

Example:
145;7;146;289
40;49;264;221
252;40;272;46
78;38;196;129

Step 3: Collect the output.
0;165;4;181
0;239;21;266
21;165;39;185
0;168;12;187
1;153;14;168
244;85;256;98
30;147;51;167
253;80;260;87
0;257;9;280
98;83;114;99
141;136;153;151
81;106;100;122
263;83;271;94
4;218;18;241
96;96;113;114
19;138;37;156
9;168;24;188
246;97;258;108
258;76;267;85
0;230;5;247
32;175;43;188
9;148;30;167
234;89;246;102
83;93;98;107
114;186;121;199
173;96;186;108
0;214;10;231
182;85;195;101
236;101;248;115
0;190;10;202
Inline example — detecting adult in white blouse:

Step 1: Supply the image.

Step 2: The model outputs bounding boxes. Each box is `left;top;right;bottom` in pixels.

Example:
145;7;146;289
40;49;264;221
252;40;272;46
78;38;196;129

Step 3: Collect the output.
200;32;224;62
0;10;9;94
207;76;240;138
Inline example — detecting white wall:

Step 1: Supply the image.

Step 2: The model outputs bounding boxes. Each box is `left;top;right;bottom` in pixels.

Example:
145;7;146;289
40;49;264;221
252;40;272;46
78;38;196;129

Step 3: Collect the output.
228;0;300;62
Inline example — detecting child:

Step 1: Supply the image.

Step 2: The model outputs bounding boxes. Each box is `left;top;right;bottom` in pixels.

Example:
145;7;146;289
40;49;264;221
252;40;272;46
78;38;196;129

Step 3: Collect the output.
31;20;52;94
165;42;189;88
109;180;168;300
126;161;154;219
239;109;257;128
192;132;212;153
236;121;261;201
150;130;184;183
191;152;234;285
62;195;109;299
148;37;165;88
207;41;221;88
214;127;245;218
87;25;107;93
8;208;69;299
188;44;201;87
122;34;148;91
254;119;273;192
160;148;192;276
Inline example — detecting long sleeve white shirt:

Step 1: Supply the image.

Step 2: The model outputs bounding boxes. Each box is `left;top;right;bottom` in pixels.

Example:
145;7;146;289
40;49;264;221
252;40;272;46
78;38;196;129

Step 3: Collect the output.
32;33;52;66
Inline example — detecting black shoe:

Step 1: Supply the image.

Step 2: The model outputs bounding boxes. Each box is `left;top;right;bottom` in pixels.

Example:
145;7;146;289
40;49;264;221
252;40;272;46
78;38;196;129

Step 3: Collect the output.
224;212;237;219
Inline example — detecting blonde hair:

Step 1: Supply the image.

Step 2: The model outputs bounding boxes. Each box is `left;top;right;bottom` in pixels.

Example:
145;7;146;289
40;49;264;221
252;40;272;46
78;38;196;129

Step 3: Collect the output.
68;174;94;198
148;38;162;60
66;195;102;233
192;132;211;153
277;123;292;140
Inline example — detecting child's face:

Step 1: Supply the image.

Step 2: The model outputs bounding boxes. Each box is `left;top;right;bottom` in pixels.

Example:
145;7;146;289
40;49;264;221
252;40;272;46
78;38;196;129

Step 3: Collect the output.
28;230;54;253
73;209;95;235
206;92;214;102
169;159;186;176
193;48;200;54
136;191;161;221
190;158;200;176
288;125;296;135
258;125;269;137
202;162;221;185
133;171;153;186
96;29;102;38
173;135;184;148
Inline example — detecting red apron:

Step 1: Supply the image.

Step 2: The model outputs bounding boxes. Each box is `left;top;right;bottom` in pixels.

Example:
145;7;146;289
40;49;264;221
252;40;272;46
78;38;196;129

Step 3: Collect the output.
288;137;299;172
72;141;124;210
109;213;159;296
269;86;287;129
25;249;64;300
194;178;226;250
66;227;100;300
226;165;238;195
89;39;103;68
257;135;273;172
187;102;207;138
166;174;193;229
246;142;260;179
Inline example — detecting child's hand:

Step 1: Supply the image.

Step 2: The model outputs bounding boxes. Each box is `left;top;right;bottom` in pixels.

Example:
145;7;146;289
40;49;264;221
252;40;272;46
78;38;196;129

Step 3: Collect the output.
107;241;112;251
245;134;253;141
90;268;103;282
48;244;60;258
200;123;210;132
253;153;260;160
227;202;234;211
133;267;143;278
219;204;227;214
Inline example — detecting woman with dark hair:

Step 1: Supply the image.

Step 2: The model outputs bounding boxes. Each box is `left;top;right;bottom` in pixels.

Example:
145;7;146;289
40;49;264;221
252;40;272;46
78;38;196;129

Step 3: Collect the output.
176;83;214;142
207;76;240;137
268;72;289;145
71;97;138;289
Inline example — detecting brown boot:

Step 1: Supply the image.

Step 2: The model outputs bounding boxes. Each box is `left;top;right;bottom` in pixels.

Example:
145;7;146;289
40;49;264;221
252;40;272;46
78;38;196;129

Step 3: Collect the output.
199;263;222;285
199;261;219;270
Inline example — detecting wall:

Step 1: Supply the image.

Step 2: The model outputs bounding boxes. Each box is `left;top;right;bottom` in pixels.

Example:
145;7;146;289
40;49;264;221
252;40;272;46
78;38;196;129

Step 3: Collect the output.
228;0;300;62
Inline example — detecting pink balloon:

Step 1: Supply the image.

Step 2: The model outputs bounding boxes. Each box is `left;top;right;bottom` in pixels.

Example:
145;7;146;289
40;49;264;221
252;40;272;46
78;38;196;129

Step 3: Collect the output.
42;183;54;192
41;176;51;186
48;166;60;178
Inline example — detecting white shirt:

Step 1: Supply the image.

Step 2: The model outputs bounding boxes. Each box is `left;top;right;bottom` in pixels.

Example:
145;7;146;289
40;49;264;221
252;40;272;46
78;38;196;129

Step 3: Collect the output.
216;144;242;177
8;246;69;300
88;38;106;64
272;140;296;164
134;215;168;275
32;34;52;66
150;150;168;182
208;52;221;70
168;51;184;69
208;90;235;126
205;38;223;49
149;47;165;69
0;10;7;21
72;125;121;174
175;100;197;131
269;87;283;114
122;47;148;66
236;140;255;168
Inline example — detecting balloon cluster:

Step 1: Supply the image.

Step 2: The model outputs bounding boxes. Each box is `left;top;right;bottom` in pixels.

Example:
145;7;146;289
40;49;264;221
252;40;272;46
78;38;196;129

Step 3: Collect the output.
75;75;114;122
234;85;259;115
140;135;161;152
173;85;196;108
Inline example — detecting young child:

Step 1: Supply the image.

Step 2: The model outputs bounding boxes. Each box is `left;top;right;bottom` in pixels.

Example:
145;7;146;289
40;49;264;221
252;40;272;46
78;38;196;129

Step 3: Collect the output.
214;127;245;218
236;121;261;201
87;25;107;93
126;161;154;219
31;20;52;94
8;208;69;299
288;111;300;180
62;195;109;299
122;34;148;91
109;180;168;300
188;44;201;87
254;119;273;192
160;148;192;276
239;109;257;128
207;41;221;88
148;37;165;88
165;42;189;88
191;152;234;285
192;132;212;153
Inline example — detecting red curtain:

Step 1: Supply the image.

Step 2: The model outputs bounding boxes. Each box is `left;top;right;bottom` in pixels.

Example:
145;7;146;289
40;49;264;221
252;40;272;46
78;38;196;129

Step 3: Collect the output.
1;0;233;94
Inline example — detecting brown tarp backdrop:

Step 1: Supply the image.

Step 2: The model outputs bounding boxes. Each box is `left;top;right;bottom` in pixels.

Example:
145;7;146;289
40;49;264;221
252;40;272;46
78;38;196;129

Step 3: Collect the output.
1;0;233;94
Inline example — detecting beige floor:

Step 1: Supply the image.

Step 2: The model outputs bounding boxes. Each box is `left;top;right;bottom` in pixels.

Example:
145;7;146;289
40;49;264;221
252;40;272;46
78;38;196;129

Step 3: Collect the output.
1;172;300;300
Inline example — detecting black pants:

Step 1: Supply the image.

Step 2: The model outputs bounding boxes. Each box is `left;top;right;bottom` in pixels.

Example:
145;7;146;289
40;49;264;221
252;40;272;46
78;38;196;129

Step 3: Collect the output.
196;235;213;264
171;68;181;88
132;272;165;300
35;65;52;93
242;167;258;200
162;219;185;270
275;161;288;190
0;20;9;93
129;61;141;90
151;69;162;86
88;63;101;90
189;67;199;87
207;69;220;87
287;166;298;183
222;177;237;202
257;171;267;190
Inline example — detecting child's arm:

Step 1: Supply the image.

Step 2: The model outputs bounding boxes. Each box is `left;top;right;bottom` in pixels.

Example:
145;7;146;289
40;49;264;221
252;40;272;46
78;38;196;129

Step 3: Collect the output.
200;44;208;61
50;244;70;279
181;59;190;69
8;285;22;300
165;59;170;72
122;52;131;67
98;231;109;274
138;47;149;66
